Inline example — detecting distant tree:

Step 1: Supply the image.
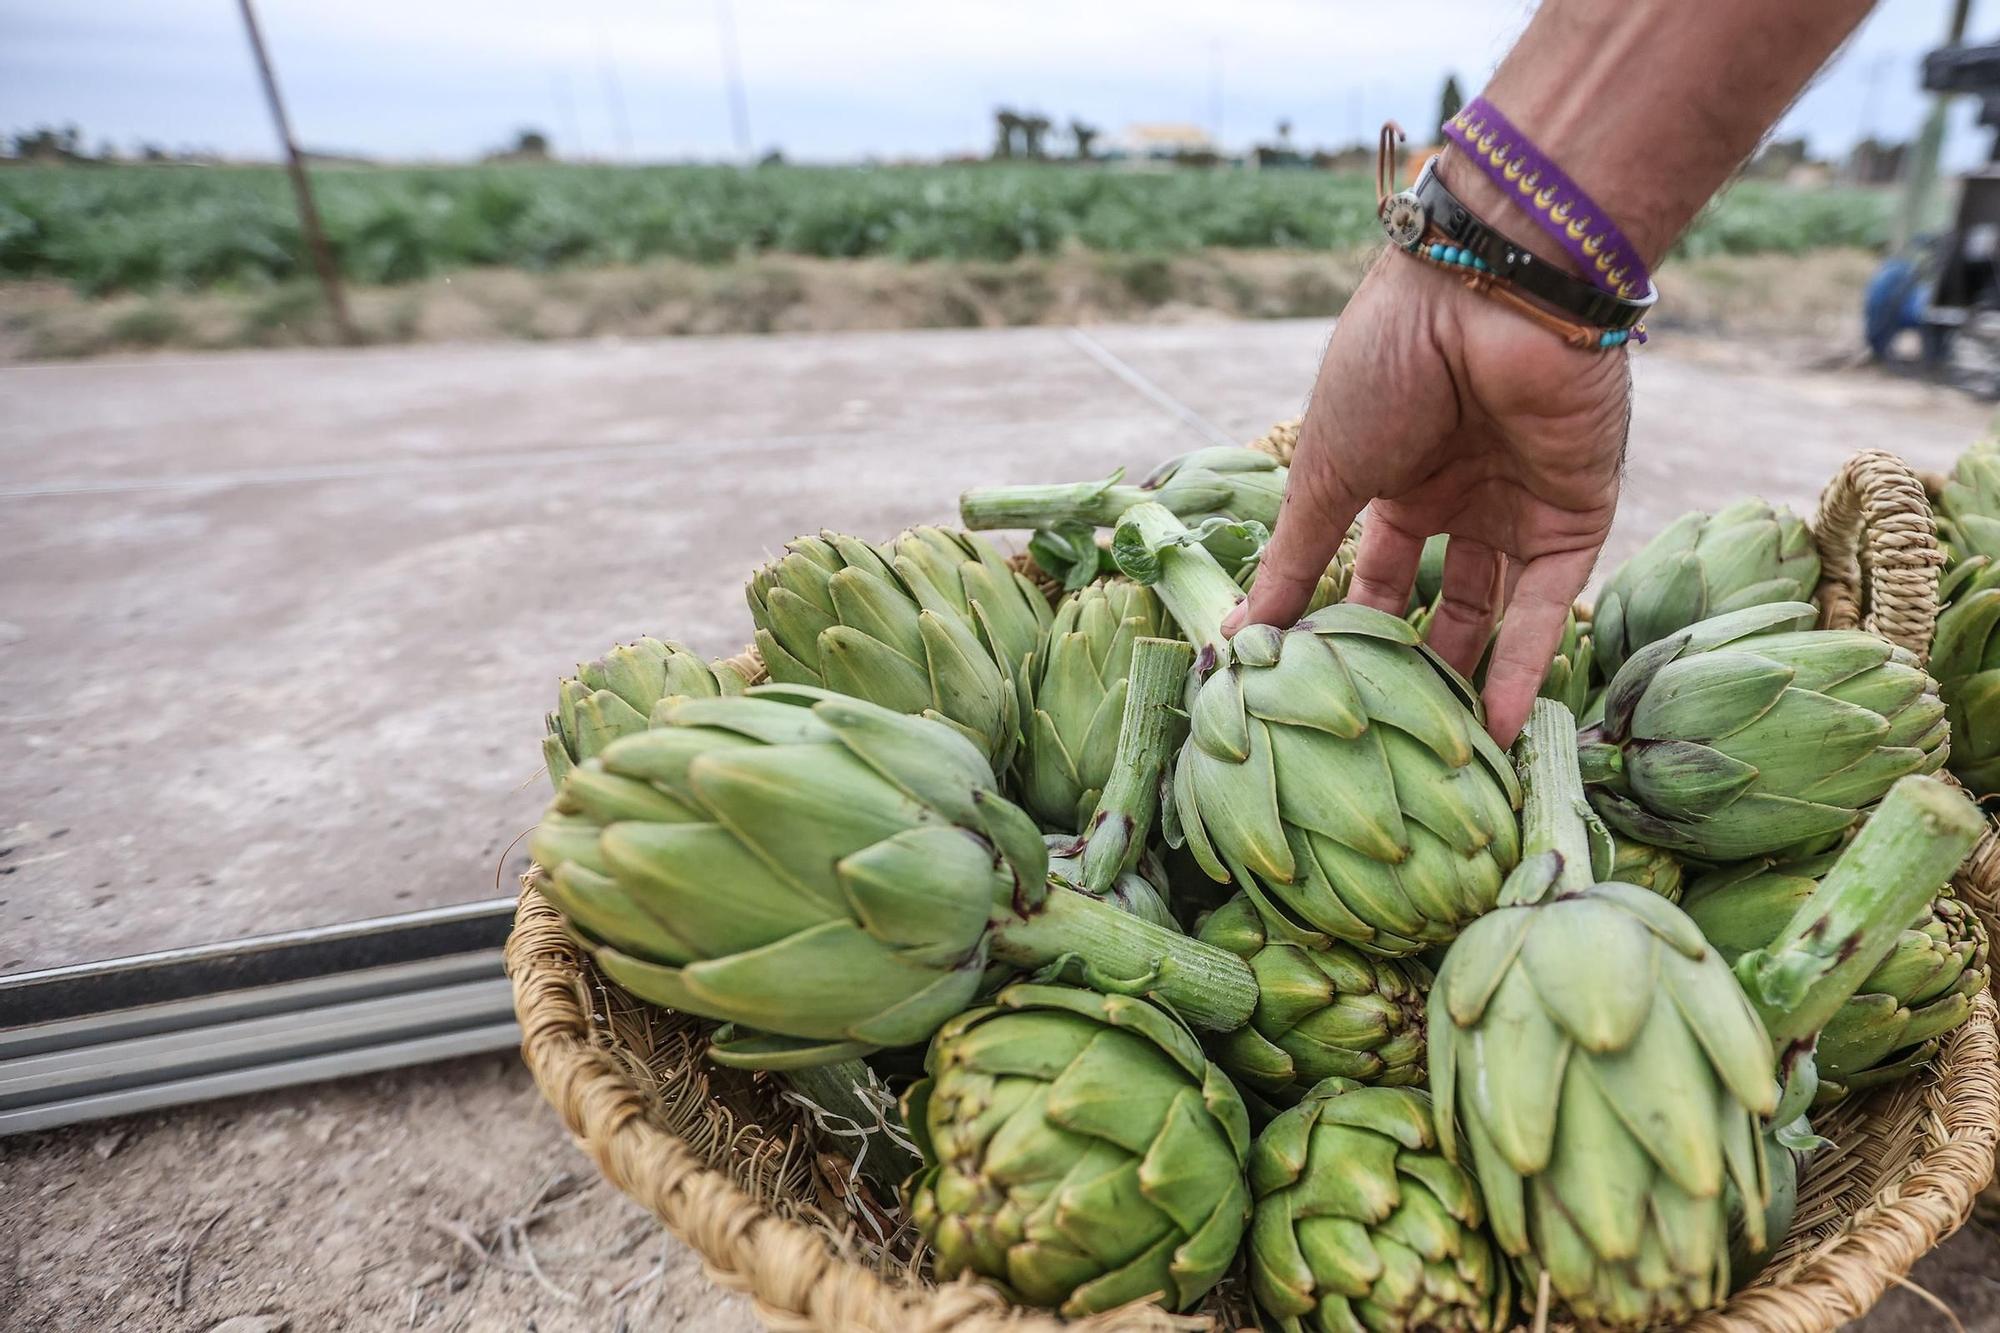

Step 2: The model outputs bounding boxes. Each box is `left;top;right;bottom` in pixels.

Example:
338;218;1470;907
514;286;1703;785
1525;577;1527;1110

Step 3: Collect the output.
1021;113;1052;160
1276;119;1293;146
513;128;552;157
11;124;85;162
1070;118;1100;161
993;108;1020;160
1437;75;1464;133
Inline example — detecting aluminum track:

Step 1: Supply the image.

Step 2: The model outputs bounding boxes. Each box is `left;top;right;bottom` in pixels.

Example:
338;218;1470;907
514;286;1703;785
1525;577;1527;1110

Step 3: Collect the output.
0;899;519;1136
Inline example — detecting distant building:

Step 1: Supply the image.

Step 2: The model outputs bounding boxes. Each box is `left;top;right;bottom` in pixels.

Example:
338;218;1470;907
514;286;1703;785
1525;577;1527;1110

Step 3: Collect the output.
1119;123;1217;161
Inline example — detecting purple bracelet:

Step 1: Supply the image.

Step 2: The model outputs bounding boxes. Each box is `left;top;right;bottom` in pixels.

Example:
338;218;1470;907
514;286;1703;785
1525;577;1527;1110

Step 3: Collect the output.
1442;97;1651;302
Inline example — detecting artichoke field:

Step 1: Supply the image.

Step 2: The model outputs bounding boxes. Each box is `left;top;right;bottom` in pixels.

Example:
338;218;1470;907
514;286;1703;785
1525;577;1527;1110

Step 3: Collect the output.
522;438;1998;1331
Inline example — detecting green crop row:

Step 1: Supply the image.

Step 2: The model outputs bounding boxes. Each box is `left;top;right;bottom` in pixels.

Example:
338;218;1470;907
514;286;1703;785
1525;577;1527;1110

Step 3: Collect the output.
0;162;1894;296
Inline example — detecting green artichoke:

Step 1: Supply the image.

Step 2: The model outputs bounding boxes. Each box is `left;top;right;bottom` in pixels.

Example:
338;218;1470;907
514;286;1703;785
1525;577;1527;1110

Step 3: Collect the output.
1578;601;1947;862
747;526;1050;768
1937;438;2000;564
1684;856;1990;1103
1607;835;1685;904
1017;581;1170;832
542;637;751;789
1431;702;1783;1328
1592;500;1820;681
1931;556;2000;796
904;982;1253;1315
1199;895;1429;1104
531;686;1255;1067
1248;1077;1514;1333
959;444;1287;532
1114;502;1522;957
1047;837;1176;930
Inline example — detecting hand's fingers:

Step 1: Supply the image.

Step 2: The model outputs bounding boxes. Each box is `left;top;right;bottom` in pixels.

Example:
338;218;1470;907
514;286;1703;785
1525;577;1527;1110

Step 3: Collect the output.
1229;444;1365;635
1425;537;1505;678
1481;547;1599;743
1345;515;1427;616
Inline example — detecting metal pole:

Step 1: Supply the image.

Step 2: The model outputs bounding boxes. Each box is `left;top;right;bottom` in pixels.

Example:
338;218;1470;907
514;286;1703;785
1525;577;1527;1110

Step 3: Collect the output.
1893;0;1976;251
234;0;359;345
715;0;754;162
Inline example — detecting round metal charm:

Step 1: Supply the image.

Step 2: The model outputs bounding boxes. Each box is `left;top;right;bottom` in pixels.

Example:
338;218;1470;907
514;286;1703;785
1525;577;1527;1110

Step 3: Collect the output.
1380;190;1425;249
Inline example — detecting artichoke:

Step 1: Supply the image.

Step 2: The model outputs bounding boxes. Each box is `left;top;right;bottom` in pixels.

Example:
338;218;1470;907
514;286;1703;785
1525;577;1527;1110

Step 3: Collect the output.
1017;581;1170;832
1200;895;1429;1105
904;982;1253;1316
1114;502;1522;957
959;444;1287;532
1684;856;1990;1103
1433;704;1981;1329
1578;601;1947;862
1432;701;1783;1328
1937;438;2000;564
530;686;1255;1067
1592;500;1820;681
1248;1077;1513;1333
1607;835;1685;903
1931;556;2000;796
747;526;1050;768
1048;837;1177;929
542;637;751;789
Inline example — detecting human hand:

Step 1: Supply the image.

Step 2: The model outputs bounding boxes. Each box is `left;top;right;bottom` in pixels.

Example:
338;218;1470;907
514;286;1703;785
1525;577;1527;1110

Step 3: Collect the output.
1225;248;1628;743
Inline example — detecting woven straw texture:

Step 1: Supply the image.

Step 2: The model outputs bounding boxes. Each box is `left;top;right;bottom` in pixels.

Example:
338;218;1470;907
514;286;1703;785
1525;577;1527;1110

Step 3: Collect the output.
508;424;2000;1332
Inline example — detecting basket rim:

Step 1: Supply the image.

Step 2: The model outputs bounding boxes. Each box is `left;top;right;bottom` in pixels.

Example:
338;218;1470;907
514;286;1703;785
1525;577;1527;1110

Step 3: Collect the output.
507;879;1999;1333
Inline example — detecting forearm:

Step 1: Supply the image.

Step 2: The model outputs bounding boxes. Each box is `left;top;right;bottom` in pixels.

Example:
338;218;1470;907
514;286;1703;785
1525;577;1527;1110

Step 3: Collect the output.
1445;0;1875;266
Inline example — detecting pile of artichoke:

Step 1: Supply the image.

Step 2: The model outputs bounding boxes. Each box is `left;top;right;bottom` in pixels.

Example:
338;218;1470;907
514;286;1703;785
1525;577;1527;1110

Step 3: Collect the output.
526;440;1993;1330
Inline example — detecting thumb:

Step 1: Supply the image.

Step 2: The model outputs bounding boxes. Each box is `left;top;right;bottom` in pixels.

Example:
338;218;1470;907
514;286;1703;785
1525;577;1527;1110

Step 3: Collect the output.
1228;454;1364;636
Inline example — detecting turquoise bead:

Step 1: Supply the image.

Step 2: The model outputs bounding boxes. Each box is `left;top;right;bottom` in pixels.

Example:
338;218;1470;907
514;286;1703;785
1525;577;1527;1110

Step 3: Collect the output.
1599;332;1615;348
1472;255;1488;271
1428;244;1444;261
1448;247;1465;265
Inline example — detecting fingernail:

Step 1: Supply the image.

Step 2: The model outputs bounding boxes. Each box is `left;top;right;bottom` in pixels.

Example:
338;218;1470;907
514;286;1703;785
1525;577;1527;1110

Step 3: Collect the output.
1221;602;1247;637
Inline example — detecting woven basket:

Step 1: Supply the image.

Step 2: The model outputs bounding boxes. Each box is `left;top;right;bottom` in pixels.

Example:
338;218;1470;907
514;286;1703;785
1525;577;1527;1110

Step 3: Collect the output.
507;428;2000;1332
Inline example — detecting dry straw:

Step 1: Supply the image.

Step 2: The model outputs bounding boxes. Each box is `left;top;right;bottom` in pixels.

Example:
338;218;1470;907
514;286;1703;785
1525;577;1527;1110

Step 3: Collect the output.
507;428;1999;1331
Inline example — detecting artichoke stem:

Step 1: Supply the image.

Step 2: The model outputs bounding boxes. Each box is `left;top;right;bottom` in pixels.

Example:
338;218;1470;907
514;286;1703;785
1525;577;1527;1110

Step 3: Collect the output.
1117;501;1244;657
1748;775;1983;1050
958;478;1143;529
1504;699;1600;904
771;1059;923;1199
991;886;1256;1031
1081;637;1197;895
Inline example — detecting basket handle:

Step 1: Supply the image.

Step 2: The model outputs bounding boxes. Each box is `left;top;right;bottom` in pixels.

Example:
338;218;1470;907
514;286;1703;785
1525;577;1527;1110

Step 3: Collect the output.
1811;449;1943;661
1247;418;1302;466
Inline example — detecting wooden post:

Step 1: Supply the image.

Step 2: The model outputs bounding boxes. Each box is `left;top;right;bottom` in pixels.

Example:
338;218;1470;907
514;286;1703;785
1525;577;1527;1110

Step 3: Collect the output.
235;0;359;345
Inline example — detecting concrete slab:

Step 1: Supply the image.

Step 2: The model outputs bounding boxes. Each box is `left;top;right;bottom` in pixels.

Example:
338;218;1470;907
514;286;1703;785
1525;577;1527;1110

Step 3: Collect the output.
1;321;1991;972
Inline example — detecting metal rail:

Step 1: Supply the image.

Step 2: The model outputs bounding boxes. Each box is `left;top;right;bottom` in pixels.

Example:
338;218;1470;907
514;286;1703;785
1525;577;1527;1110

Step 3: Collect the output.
0;899;520;1136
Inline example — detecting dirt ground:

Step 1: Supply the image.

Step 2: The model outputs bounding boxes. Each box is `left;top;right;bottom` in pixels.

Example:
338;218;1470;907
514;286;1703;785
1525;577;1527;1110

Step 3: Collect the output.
0;246;1876;362
0;1053;763;1333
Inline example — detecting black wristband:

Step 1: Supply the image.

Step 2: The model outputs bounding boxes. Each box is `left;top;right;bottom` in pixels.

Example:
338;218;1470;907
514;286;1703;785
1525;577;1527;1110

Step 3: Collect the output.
1381;158;1657;332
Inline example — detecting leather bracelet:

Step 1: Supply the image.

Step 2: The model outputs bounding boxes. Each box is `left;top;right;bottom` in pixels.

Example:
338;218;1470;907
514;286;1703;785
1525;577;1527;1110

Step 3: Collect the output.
1381;155;1657;332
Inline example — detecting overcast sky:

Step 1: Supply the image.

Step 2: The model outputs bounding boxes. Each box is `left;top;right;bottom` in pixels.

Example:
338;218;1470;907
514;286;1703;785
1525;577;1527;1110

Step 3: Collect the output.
1;0;1992;168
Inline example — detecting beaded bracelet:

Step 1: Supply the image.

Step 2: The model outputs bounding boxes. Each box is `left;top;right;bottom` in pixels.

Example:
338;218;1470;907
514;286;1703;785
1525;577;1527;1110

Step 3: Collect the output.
1375;124;1653;352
